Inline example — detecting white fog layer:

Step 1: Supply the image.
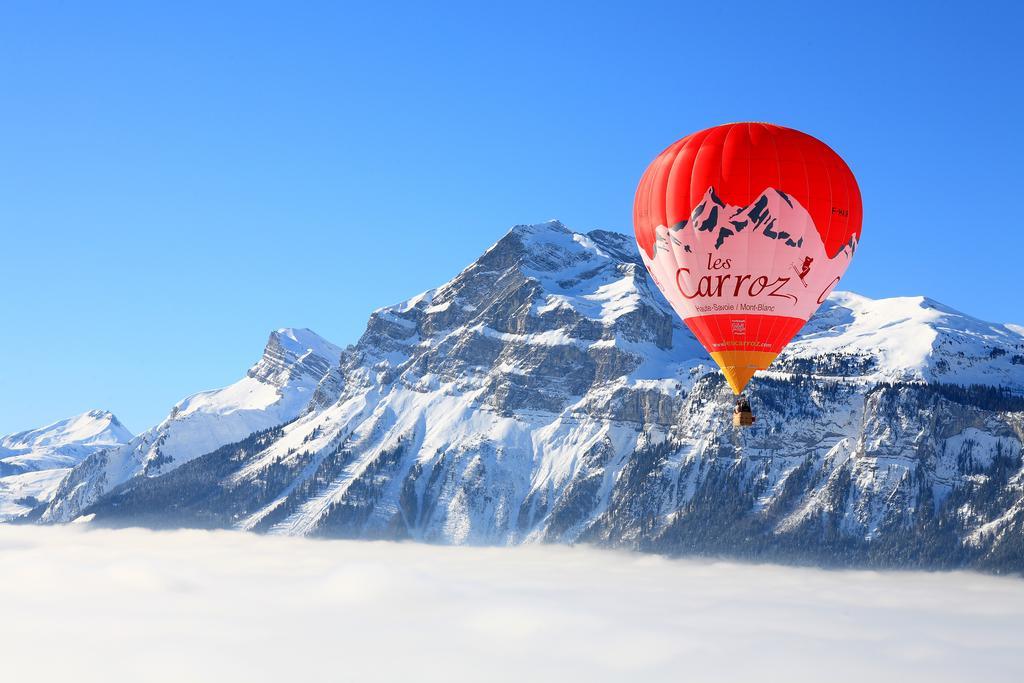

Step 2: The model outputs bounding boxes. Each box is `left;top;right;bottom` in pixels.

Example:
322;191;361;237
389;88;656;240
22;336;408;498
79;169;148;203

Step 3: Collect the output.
0;526;1021;682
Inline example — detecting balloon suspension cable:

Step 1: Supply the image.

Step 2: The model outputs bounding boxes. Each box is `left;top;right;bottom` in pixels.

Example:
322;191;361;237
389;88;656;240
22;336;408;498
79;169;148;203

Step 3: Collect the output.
726;392;744;457
731;419;744;458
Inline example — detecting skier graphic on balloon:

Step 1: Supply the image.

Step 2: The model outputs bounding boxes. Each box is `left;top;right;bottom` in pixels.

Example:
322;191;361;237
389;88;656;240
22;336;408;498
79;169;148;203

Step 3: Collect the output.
793;256;813;287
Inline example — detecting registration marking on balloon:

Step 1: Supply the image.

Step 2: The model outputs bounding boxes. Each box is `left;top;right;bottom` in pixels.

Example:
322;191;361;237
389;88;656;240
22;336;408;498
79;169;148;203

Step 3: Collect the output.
641;186;857;393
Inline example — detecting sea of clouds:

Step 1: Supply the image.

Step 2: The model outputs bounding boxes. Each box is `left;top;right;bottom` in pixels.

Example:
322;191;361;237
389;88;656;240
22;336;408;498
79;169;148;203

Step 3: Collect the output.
0;525;1021;682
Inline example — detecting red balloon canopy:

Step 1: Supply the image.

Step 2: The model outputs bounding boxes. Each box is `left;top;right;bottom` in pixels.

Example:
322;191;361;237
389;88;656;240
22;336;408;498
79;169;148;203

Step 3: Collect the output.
633;123;862;394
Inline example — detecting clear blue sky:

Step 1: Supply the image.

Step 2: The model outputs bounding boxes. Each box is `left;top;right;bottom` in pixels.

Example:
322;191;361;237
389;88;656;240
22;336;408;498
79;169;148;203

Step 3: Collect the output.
2;1;1022;435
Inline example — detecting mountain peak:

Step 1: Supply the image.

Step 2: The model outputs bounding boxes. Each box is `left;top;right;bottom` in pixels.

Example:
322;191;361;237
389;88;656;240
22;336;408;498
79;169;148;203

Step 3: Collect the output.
1;409;132;452
246;327;341;390
470;220;608;277
585;229;640;265
269;327;342;362
914;295;969;317
507;219;568;237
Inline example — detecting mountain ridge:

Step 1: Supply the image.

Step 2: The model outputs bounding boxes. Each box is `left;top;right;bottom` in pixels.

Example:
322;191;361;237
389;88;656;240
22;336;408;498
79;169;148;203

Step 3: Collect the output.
40;328;341;523
23;221;1024;571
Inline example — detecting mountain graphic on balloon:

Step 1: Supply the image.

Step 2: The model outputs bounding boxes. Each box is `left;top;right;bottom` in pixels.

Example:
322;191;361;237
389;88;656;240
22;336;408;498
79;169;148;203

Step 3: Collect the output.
677;187;812;250
634;123;863;398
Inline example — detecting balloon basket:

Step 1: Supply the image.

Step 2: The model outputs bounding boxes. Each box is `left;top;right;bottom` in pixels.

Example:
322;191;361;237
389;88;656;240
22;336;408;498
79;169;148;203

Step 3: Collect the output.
732;397;756;428
733;411;756;428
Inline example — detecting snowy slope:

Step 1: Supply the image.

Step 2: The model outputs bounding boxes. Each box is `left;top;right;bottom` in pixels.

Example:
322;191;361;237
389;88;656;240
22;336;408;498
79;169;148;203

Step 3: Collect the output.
41;329;342;523
0;410;132;520
779;291;1024;388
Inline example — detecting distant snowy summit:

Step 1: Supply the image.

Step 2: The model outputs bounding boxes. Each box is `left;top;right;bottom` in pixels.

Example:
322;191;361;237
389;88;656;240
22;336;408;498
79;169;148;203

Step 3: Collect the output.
780;291;1024;387
0;410;132;520
13;220;1024;572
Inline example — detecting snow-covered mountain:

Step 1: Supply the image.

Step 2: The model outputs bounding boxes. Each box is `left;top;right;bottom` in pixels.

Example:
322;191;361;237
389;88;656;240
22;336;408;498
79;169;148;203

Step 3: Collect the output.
0;410;131;520
775;291;1024;388
40;328;341;523
40;222;1024;571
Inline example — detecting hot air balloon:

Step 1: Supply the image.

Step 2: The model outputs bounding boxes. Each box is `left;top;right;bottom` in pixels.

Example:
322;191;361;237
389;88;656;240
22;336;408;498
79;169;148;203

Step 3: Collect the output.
633;123;862;426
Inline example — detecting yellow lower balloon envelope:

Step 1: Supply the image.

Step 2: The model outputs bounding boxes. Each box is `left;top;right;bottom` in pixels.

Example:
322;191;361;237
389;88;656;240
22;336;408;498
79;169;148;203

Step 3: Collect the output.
710;351;780;395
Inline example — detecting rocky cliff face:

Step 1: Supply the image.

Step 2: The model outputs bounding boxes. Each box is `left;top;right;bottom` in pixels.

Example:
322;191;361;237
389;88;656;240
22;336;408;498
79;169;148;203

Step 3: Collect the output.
42;222;1024;571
